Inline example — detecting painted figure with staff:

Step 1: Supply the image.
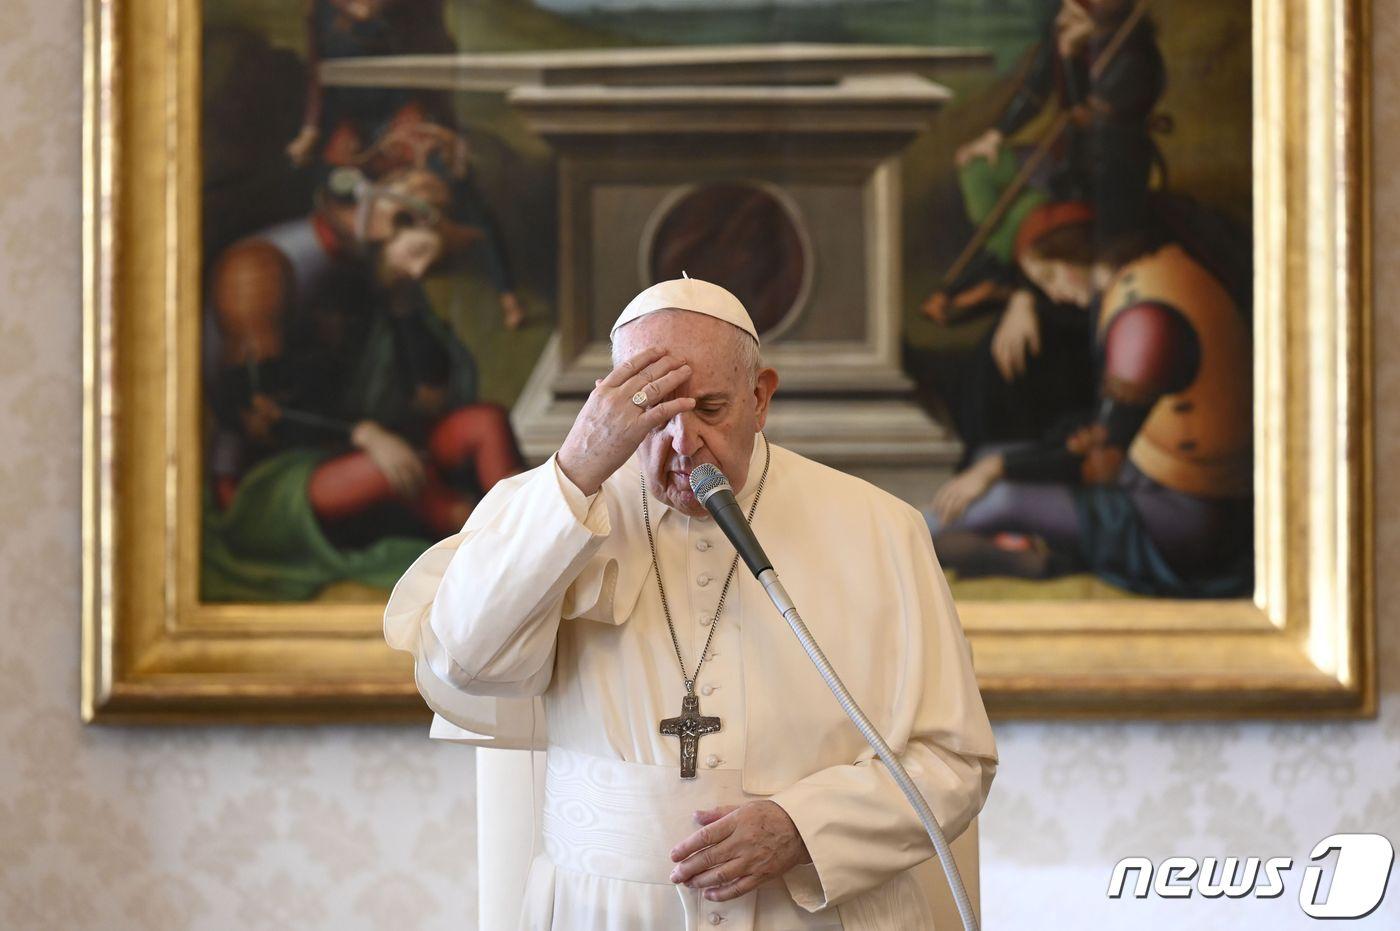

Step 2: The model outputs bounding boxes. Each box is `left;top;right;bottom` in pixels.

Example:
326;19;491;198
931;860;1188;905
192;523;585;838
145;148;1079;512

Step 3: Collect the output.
911;0;1166;475
924;0;1165;327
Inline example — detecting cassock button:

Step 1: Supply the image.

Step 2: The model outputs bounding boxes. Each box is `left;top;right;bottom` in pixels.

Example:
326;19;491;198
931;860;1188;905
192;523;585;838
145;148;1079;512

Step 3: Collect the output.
696;539;712;551
705;754;720;768
708;914;725;925
697;574;712;587
699;614;713;626
700;684;715;696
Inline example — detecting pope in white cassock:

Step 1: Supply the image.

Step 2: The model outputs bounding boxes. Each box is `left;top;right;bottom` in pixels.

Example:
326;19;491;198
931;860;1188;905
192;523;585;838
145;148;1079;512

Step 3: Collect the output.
384;277;998;930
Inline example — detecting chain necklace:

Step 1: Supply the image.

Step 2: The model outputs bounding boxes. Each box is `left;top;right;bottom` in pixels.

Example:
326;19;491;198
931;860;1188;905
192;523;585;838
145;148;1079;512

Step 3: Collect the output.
645;432;771;778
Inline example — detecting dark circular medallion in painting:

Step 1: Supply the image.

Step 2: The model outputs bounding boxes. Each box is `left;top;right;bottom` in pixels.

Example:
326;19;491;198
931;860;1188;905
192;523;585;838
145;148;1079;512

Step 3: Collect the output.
648;183;807;335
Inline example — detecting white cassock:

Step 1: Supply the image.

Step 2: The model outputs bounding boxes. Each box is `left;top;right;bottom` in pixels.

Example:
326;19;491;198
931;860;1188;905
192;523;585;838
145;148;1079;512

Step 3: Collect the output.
384;437;998;930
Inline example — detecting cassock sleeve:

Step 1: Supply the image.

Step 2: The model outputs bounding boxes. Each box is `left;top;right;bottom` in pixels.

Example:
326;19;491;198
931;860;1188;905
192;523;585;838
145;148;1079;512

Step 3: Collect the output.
383;454;620;724
768;504;999;912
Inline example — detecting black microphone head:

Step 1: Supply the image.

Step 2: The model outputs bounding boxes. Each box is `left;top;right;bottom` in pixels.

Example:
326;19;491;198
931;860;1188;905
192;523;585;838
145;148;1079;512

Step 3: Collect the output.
689;463;732;507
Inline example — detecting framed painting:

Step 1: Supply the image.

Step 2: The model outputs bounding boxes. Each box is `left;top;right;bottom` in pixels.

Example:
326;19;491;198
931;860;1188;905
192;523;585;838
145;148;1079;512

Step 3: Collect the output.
83;0;1372;721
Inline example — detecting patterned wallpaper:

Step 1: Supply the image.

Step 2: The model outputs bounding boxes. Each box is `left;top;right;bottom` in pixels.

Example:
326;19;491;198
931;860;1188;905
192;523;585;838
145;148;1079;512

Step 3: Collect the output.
0;0;1394;927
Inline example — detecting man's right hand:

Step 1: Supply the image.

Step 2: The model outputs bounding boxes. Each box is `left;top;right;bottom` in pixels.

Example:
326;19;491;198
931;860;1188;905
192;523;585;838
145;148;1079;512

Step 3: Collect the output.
556;348;695;495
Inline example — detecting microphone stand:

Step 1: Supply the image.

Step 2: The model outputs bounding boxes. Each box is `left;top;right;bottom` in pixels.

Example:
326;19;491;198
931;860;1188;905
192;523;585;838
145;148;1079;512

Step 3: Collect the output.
755;569;981;931
691;462;980;931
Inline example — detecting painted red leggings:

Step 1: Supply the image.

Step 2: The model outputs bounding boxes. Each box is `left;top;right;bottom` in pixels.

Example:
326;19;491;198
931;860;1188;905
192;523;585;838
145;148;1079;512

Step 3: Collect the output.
307;403;524;537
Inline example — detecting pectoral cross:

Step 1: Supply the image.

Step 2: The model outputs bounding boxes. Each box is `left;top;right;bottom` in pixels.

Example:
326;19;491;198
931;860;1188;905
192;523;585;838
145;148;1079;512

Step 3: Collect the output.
659;693;721;779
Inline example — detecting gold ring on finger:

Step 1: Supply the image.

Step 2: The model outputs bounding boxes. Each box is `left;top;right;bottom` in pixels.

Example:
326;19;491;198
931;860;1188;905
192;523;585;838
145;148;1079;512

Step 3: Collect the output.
631;388;649;408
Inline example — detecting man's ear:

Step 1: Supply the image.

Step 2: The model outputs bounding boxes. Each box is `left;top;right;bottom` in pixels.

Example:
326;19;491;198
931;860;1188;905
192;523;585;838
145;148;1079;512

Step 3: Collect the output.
752;367;779;430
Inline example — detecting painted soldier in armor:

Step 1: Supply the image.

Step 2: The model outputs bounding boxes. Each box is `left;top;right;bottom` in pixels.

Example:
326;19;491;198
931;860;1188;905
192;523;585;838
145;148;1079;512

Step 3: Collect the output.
201;138;525;601
285;0;527;330
924;203;1253;597
955;0;1165;241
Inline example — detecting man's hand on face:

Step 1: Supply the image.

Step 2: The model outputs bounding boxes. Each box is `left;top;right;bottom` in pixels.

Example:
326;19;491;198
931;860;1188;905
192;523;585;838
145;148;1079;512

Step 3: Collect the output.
556;347;695;496
668;800;811;903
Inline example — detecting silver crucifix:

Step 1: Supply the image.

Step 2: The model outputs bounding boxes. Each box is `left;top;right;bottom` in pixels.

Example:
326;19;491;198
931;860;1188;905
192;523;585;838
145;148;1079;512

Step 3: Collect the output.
659;693;721;779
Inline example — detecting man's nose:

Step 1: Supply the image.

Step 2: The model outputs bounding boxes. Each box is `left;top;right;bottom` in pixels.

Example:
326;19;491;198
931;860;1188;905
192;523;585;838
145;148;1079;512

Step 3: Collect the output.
668;411;702;457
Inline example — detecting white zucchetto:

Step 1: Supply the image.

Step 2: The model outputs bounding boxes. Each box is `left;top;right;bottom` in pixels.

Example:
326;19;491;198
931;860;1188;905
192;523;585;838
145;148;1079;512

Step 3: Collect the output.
610;276;760;345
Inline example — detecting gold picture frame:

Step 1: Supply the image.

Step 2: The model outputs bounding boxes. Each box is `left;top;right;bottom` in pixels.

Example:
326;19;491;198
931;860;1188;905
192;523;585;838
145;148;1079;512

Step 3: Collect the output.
83;0;1373;722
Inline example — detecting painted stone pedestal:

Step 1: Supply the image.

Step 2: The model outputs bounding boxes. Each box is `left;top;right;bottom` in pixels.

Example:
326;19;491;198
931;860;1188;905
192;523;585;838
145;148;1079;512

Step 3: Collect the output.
323;45;986;500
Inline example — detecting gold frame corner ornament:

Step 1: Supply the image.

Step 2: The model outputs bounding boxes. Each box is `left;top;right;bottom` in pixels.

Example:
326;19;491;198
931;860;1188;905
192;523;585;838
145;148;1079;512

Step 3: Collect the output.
82;0;1373;722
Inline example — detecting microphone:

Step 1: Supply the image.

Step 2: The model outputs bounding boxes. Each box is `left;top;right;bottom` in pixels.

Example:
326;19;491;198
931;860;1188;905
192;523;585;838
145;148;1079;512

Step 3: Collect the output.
689;463;772;577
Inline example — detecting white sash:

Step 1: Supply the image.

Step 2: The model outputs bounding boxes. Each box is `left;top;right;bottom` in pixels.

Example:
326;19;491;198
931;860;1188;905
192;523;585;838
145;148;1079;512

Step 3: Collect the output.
541;745;762;930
